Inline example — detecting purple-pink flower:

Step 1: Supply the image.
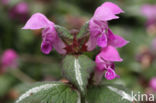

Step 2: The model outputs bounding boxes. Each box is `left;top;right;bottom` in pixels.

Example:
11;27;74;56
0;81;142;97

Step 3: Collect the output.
95;46;122;80
0;49;18;71
86;2;128;51
23;13;66;54
9;2;29;22
141;5;156;33
141;5;156;20
149;77;156;92
87;2;128;81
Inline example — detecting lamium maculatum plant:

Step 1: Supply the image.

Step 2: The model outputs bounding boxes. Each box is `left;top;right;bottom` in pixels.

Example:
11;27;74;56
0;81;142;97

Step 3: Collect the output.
15;2;133;103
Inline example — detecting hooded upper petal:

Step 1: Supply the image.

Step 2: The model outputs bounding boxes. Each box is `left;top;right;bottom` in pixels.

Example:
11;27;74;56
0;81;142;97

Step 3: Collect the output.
93;2;124;21
99;46;123;62
22;13;53;30
101;2;124;15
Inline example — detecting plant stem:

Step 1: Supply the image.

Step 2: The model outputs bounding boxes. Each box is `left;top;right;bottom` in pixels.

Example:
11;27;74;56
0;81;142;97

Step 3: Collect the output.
81;94;86;103
10;69;35;83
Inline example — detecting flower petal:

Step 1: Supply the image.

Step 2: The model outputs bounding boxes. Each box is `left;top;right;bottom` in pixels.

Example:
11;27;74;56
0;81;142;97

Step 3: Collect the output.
93;7;119;21
101;2;124;15
110;35;129;48
99;46;123;62
93;2;124;21
105;67;119;80
86;35;97;51
22;13;53;30
53;36;66;54
41;41;52;54
97;34;108;48
108;29;129;48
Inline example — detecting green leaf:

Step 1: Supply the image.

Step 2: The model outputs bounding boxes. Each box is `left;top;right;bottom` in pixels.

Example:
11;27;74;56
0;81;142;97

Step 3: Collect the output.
77;21;89;38
15;82;80;103
62;55;95;93
0;74;15;97
55;25;73;39
87;84;133;103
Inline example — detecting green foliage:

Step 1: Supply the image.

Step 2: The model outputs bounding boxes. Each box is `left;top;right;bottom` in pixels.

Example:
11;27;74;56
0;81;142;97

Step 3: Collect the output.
62;55;95;93
15;82;80;103
87;84;133;103
77;21;89;38
55;25;73;39
0;74;15;97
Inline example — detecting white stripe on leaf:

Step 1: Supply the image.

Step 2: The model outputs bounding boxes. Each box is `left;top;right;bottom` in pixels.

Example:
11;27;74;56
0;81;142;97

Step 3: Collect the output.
16;83;60;103
107;86;133;102
74;59;84;91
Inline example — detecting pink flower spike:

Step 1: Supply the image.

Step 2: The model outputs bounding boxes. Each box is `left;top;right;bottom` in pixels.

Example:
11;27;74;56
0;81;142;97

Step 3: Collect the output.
105;67;119;80
149;77;156;91
1;49;18;70
22;13;53;30
141;5;156;19
99;46;123;62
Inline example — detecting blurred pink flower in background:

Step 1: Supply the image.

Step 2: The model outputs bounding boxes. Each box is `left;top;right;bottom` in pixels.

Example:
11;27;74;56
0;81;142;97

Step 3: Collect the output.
9;2;29;22
141;5;156;21
141;5;156;35
0;49;18;71
149;77;156;92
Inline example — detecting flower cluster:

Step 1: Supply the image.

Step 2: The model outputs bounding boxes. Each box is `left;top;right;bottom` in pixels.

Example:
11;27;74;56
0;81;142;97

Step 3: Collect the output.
23;2;128;80
0;49;18;72
88;2;128;80
23;13;66;54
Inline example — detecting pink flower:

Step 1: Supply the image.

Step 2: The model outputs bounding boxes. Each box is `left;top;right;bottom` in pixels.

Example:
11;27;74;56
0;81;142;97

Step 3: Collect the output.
86;2;128;51
149;77;156;92
141;5;156;27
23;13;66;54
141;5;156;20
95;46;122;80
9;2;29;22
0;49;18;70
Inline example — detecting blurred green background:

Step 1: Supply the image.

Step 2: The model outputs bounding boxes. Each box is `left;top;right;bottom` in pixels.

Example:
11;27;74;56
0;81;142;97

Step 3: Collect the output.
0;0;156;103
